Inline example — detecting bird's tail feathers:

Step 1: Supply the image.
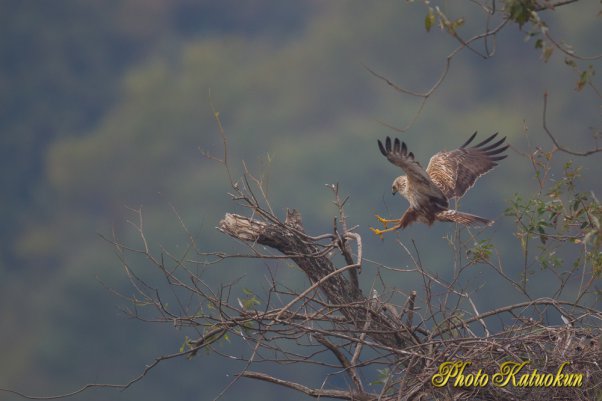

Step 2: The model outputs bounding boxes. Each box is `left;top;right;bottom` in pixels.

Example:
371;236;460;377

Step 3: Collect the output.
436;210;493;227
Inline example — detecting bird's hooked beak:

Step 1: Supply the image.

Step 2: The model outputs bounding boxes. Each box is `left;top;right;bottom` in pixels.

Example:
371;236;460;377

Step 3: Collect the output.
392;189;397;196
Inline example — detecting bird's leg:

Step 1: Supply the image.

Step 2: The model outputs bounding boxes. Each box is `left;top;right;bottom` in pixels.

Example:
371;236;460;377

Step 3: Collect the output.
370;209;417;238
371;214;402;239
370;224;402;239
374;214;400;228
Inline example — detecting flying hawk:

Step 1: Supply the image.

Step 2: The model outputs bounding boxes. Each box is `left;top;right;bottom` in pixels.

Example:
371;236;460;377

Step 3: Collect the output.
371;132;508;236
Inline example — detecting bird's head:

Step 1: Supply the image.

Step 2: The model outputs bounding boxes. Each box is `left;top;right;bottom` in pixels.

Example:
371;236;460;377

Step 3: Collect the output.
392;176;407;196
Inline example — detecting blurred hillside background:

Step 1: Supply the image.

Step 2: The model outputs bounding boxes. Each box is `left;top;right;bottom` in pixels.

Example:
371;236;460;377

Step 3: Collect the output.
0;1;600;400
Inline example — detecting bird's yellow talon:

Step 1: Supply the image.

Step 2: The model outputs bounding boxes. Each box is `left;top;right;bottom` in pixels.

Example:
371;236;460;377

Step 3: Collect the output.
375;214;402;228
374;214;389;228
370;227;385;239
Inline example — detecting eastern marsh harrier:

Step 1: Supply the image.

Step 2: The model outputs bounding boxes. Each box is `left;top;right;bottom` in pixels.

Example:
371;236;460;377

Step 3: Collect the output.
371;132;508;235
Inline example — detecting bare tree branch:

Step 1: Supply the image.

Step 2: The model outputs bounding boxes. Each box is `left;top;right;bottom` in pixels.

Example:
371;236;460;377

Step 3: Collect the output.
542;92;602;156
240;371;375;401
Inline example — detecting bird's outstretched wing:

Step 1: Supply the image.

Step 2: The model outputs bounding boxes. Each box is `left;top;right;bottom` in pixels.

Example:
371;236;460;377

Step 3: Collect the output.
377;137;432;186
426;132;508;199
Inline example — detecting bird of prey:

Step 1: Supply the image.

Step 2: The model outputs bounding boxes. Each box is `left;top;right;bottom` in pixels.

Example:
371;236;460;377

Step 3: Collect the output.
371;132;508;236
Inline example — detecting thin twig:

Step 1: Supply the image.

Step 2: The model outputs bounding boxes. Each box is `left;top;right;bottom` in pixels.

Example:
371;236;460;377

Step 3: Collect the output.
542;92;602;156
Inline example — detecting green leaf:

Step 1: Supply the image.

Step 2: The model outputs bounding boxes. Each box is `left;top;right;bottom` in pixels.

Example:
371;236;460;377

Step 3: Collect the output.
238;294;261;310
425;8;435;32
538;226;547;244
180;336;190;353
506;0;537;28
451;17;464;31
542;45;554;62
369;368;391;386
576;70;588;91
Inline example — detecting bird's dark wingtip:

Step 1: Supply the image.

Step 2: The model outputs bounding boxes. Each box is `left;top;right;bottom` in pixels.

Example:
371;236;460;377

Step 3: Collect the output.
460;131;478;148
377;139;387;156
393;138;401;153
481;136;507;152
473;132;499;148
485;144;509;157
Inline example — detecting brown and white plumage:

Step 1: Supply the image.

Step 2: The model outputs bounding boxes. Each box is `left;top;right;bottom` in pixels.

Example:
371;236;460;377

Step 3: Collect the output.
372;133;508;234
426;132;508;199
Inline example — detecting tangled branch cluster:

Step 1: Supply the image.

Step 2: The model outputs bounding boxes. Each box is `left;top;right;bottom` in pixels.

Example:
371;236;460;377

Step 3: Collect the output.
101;164;600;401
